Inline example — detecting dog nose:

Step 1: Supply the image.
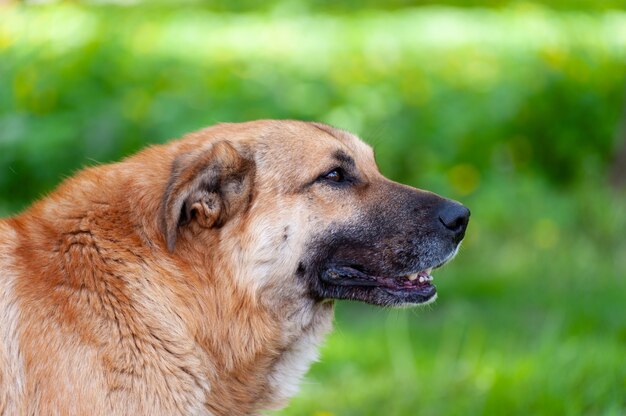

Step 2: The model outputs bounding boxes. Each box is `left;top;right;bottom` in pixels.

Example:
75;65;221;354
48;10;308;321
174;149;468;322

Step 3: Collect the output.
438;201;470;242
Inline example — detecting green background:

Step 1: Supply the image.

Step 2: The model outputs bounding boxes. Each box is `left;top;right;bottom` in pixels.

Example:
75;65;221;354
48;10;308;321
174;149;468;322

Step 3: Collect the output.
1;1;625;414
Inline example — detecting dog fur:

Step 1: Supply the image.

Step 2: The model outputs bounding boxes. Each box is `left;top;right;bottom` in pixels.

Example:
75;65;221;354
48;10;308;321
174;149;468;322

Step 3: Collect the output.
0;120;468;415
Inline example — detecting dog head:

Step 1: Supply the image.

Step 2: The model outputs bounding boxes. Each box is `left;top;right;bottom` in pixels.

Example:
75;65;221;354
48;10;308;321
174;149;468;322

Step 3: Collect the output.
160;120;469;307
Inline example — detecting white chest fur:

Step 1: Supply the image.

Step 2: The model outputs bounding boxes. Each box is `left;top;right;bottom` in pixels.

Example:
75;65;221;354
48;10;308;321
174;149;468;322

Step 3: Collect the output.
264;303;334;410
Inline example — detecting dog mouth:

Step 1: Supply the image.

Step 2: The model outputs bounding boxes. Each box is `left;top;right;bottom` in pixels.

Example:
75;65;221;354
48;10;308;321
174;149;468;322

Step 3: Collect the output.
317;248;460;307
320;264;439;305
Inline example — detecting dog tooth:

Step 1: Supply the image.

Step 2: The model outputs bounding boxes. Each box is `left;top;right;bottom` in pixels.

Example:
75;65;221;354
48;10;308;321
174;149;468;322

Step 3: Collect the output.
408;273;418;281
418;276;425;283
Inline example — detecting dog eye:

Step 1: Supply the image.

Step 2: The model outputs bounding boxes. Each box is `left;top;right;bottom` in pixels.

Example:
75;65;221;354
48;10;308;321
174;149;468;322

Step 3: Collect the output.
321;168;345;183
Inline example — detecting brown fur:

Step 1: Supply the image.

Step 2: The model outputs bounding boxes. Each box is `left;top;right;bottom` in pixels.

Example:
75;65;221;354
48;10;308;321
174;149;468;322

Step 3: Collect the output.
0;120;463;415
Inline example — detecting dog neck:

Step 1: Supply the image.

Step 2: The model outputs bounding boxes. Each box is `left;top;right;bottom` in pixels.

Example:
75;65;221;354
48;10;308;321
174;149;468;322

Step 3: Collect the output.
170;237;335;413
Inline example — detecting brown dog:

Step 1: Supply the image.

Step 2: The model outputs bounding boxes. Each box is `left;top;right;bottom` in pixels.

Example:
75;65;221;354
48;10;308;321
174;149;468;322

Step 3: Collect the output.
0;120;469;415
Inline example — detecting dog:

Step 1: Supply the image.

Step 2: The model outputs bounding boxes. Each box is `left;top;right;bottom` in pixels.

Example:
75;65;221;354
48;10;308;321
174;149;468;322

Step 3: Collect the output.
0;120;469;415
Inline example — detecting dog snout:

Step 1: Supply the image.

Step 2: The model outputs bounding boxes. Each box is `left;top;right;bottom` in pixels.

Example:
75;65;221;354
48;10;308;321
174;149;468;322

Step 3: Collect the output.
437;201;470;243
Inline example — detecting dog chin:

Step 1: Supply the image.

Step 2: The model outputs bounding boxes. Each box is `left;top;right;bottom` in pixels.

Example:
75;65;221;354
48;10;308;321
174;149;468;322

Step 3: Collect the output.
394;293;438;309
312;283;438;307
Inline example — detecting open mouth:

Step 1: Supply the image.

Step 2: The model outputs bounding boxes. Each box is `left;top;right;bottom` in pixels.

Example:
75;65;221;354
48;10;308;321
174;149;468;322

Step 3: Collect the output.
320;265;438;304
313;244;462;307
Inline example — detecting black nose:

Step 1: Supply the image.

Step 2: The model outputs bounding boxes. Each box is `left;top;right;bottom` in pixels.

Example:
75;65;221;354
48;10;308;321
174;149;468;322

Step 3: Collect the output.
438;201;470;242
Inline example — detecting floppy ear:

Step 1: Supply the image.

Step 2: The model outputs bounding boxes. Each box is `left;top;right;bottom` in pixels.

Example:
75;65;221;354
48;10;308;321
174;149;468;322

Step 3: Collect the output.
160;141;255;252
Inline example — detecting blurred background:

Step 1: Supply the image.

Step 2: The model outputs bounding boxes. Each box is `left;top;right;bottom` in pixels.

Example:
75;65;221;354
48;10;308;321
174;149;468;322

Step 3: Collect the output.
1;0;625;414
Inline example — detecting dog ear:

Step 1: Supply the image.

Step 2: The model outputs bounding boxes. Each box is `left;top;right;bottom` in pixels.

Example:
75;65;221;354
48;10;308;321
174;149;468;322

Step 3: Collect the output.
160;141;255;252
